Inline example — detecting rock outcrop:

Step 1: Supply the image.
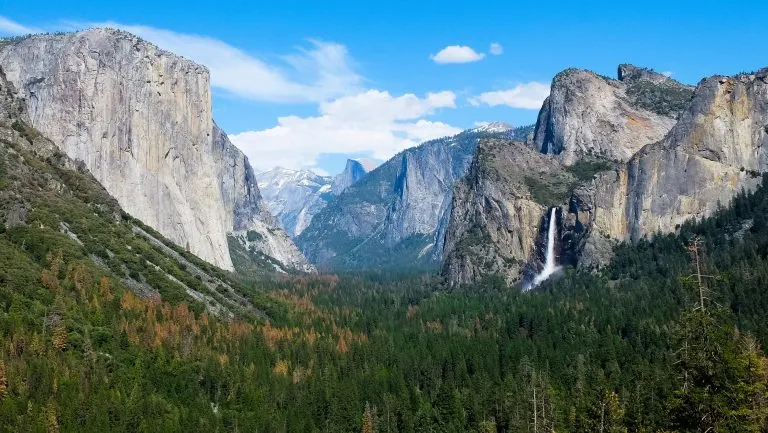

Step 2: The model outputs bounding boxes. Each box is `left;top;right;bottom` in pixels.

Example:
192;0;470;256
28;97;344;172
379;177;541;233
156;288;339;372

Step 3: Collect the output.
443;65;768;285
442;139;573;285
331;158;377;194
571;69;768;267
212;126;314;272
0;29;313;272
297;126;517;269
533;64;692;164
624;69;768;239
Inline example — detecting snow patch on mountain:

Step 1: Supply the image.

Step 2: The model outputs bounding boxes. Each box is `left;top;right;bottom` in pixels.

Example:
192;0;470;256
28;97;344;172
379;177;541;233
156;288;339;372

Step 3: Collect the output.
256;158;376;237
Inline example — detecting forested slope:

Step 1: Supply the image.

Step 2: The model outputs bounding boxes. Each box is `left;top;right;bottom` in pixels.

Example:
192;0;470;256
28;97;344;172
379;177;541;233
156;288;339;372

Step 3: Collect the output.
3;53;768;429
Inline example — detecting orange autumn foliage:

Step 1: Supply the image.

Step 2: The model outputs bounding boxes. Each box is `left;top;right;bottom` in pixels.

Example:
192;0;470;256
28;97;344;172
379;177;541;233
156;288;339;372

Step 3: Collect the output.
99;277;114;302
117;289;253;359
0;360;7;399
425;321;443;334
217;353;229;368
336;335;349;354
67;264;91;300
406;304;419;319
40;251;66;293
333;325;367;354
261;322;299;349
51;326;68;351
273;359;290;376
303;328;319;345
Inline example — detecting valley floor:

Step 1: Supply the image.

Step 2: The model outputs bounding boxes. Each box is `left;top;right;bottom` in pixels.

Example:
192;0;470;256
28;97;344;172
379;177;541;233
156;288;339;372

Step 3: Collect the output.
3;137;768;431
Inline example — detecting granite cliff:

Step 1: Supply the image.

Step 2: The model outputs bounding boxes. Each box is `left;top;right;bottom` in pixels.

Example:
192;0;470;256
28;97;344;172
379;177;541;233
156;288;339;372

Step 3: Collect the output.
332;158;377;194
297;125;525;270
533;64;692;164
0;29;313;273
443;65;768;285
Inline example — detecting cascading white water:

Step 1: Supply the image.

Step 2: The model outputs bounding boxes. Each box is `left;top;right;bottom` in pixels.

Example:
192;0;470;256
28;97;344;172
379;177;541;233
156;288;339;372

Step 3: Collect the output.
532;207;560;286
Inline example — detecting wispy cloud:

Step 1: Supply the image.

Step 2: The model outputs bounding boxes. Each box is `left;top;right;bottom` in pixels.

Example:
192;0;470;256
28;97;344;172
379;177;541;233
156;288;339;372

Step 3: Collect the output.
430;45;485;64
469;82;550;110
489;42;503;56
100;23;461;171
4;17;471;171
89;22;363;104
0;16;41;36
230;90;461;172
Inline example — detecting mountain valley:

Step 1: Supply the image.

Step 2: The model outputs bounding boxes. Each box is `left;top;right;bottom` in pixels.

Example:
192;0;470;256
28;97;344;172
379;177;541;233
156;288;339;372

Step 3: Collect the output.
1;20;768;433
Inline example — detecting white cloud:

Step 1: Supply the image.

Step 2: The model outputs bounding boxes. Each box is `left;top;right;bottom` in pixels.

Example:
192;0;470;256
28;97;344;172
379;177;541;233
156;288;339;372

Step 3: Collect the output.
489;43;503;56
430;45;485;64
11;20;464;171
662;71;673;77
230;90;462;172
0;16;41;36
469;82;550;109
310;167;330;177
91;22;362;103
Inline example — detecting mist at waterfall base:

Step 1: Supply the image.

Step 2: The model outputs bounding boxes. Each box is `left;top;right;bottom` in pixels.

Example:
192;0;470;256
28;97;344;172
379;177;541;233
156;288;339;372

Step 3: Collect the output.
529;207;561;289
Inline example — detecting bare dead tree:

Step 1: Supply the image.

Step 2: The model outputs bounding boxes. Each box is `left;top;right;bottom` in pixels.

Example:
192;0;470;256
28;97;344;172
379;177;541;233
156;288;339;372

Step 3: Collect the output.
687;236;716;312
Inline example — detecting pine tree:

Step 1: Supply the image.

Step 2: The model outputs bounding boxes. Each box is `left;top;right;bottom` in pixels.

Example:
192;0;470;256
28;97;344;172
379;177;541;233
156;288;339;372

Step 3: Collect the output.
478;419;497;433
45;401;60;433
0;360;7;399
669;237;768;432
669;307;768;431
598;390;627;433
361;402;376;433
336;334;349;354
51;325;67;351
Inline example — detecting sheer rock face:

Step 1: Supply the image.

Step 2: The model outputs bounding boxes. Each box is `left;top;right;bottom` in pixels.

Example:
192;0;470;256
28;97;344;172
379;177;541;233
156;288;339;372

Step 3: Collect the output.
533;66;689;165
566;168;629;269
623;69;768;240
443;66;768;285
331;159;374;194
212;126;314;272
571;71;768;267
386;139;471;247
297;128;494;269
442;140;562;286
0;29;312;272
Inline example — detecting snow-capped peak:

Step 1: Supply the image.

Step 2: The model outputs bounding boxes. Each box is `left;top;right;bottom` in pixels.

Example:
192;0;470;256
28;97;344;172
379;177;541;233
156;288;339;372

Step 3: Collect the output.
473;121;514;133
256;167;330;193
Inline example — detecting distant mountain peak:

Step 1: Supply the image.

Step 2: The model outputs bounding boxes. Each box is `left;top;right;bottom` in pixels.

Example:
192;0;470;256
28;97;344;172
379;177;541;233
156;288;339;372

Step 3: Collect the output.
473;121;514;133
255;160;377;237
352;158;379;173
333;159;375;194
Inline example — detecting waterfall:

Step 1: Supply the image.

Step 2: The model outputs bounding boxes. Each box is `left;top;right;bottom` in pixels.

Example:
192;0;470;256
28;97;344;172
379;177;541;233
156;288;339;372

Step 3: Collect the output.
533;207;560;286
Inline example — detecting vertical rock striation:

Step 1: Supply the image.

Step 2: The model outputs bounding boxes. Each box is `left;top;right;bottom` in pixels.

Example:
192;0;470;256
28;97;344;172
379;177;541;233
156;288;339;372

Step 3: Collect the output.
0;29;312;272
331;158;376;194
570;69;768;267
443;65;768;285
623;69;768;240
442;139;575;286
297;126;515;270
533;65;691;164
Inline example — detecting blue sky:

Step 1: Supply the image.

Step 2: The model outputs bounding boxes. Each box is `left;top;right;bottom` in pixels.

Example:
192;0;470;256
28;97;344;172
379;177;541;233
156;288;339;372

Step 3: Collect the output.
1;0;767;175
